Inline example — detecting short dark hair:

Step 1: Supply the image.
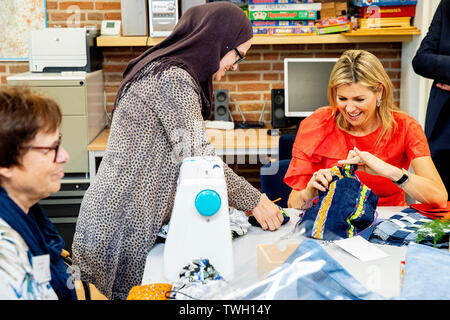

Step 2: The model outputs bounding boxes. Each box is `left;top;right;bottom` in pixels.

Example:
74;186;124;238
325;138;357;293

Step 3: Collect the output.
0;86;62;168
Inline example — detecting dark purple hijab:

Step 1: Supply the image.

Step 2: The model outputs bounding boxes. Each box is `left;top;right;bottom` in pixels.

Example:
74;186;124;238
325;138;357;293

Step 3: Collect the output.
114;2;253;119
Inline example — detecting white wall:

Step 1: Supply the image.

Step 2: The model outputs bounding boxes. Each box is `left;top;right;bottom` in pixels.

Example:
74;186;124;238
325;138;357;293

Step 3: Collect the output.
400;0;441;127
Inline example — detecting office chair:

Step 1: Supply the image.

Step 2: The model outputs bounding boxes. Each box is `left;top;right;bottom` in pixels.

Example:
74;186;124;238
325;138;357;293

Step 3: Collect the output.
260;134;296;208
278;134;296;161
61;249;91;300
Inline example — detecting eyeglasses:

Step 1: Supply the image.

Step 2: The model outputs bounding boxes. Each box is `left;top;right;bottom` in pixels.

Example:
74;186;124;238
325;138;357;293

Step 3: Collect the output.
21;134;62;162
233;48;245;65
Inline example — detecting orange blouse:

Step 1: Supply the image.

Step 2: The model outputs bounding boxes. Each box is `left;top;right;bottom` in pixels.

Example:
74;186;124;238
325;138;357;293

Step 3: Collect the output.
284;107;431;206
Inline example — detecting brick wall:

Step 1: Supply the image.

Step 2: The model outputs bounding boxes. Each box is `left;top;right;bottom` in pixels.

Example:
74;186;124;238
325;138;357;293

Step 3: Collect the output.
0;0;403;190
101;42;402;190
101;42;402;121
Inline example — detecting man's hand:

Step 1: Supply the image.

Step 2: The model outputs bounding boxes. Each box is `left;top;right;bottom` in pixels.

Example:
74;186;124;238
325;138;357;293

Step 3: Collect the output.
437;83;450;91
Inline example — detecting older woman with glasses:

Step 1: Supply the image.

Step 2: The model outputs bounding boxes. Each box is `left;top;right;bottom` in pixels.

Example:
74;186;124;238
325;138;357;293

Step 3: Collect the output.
72;2;284;300
0;86;76;300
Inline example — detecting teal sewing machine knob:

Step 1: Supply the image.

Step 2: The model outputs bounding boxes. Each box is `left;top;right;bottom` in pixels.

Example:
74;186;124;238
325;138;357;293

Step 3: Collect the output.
195;190;221;217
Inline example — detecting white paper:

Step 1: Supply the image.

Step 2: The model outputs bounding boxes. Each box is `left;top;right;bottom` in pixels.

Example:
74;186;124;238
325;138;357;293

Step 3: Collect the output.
334;236;389;262
32;254;51;284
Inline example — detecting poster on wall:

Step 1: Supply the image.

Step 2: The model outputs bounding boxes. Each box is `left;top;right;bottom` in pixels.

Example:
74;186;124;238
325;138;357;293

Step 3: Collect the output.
0;0;47;61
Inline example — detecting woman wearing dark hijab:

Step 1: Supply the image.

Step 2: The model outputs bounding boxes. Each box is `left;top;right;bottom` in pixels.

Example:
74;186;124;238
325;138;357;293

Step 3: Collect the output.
72;2;284;300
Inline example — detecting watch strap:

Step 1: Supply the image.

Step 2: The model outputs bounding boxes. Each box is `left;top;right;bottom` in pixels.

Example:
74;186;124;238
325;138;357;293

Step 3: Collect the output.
393;168;409;186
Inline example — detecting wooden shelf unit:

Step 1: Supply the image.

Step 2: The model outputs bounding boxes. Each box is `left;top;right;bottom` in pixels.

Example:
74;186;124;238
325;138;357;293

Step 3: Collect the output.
96;28;420;47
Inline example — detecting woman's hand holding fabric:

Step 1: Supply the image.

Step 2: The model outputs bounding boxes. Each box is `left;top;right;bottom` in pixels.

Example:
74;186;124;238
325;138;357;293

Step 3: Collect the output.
251;194;284;231
307;168;333;193
287;169;333;209
338;147;401;180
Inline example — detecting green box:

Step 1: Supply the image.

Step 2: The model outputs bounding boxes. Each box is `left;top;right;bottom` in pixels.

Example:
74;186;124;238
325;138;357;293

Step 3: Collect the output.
249;10;318;21
316;23;351;35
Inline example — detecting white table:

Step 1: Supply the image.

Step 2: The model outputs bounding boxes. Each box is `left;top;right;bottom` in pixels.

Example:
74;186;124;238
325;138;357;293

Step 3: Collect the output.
141;206;408;299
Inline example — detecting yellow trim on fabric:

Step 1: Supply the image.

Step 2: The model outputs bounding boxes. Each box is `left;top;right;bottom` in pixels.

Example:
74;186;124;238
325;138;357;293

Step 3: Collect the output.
312;182;336;239
331;166;343;179
346;185;369;237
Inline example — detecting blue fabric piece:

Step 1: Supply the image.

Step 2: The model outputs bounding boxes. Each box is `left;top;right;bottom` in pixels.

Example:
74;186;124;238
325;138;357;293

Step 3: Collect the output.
369;208;448;248
298;164;378;240
234;239;385;300
401;242;450;300
0;186;76;300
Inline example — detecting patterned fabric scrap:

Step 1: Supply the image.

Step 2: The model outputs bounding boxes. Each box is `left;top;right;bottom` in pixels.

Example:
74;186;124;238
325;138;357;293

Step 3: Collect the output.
171;259;231;300
296;164;378;241
370;208;449;248
229;208;252;239
126;283;172;300
156;208;252;243
178;259;222;283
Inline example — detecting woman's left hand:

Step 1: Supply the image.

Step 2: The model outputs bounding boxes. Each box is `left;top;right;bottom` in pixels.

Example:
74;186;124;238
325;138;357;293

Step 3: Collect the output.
338;147;394;178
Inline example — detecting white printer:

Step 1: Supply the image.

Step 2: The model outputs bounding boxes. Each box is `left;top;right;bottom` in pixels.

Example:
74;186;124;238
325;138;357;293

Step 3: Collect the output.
29;27;101;73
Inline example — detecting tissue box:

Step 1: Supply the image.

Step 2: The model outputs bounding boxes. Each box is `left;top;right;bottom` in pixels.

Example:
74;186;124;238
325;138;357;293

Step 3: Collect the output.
257;243;300;279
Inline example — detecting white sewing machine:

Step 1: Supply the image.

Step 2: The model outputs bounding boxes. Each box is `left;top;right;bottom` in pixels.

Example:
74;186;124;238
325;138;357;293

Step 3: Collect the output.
163;156;234;282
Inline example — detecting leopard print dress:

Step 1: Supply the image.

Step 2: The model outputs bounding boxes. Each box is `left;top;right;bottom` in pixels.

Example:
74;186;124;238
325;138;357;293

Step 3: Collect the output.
72;61;261;300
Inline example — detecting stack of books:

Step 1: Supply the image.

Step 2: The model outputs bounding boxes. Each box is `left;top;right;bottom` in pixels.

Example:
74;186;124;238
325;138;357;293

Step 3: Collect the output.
249;0;320;36
351;0;417;30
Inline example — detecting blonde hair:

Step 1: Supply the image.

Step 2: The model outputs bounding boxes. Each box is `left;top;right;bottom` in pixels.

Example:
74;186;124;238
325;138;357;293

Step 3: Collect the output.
328;50;401;145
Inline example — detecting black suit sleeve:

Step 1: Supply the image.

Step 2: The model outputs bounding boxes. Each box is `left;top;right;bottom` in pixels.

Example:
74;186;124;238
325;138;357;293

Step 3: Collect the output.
412;1;450;84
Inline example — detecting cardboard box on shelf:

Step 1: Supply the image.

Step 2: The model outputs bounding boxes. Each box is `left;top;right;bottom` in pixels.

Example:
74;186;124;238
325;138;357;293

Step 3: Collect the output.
335;1;347;15
318;1;347;20
320;2;336;20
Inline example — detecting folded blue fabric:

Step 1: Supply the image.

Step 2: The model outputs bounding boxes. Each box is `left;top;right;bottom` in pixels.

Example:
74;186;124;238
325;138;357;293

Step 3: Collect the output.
370;208;449;248
232;239;385;300
401;242;450;300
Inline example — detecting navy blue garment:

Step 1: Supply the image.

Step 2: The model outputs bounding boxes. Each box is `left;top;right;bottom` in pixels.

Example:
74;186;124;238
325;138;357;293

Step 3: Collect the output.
412;0;450;192
297;164;378;241
0;186;77;300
